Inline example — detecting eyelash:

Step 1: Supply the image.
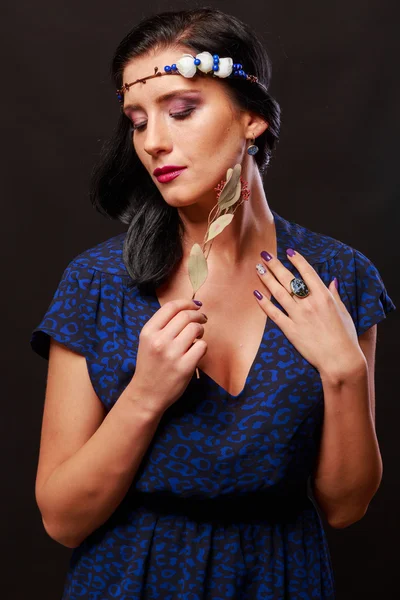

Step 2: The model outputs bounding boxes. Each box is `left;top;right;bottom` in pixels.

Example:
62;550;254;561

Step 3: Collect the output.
131;108;195;132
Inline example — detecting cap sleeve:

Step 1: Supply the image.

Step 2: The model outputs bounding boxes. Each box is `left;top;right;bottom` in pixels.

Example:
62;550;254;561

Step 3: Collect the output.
30;258;135;412
30;259;101;360
337;246;396;336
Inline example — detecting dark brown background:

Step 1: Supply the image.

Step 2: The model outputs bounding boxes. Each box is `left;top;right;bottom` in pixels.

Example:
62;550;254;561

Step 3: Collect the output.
2;1;398;598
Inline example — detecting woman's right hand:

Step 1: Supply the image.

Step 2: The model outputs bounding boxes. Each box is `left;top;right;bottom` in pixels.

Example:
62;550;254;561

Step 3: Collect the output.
127;298;208;416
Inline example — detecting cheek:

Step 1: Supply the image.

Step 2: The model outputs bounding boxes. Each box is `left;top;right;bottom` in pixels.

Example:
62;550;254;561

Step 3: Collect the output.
184;114;239;159
197;114;228;143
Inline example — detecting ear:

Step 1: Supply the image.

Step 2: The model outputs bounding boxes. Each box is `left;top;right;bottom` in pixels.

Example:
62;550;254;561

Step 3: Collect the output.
243;111;269;139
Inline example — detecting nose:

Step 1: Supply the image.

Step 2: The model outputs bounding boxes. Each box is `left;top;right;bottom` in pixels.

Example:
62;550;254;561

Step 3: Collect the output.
143;113;173;157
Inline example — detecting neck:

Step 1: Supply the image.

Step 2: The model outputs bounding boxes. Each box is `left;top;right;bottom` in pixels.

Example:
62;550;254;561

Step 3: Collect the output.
178;162;276;275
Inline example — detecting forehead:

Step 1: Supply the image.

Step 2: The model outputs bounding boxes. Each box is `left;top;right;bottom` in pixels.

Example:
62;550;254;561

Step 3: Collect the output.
122;47;210;108
123;47;188;81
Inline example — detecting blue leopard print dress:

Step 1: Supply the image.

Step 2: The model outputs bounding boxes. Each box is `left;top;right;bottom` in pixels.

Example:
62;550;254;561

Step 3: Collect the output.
30;210;396;599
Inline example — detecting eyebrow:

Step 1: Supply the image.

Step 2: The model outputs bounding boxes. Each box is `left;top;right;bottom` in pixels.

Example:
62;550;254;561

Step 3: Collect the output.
123;88;203;114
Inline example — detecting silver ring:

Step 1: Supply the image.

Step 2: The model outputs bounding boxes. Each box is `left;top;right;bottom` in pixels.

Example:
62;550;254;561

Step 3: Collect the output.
289;277;310;298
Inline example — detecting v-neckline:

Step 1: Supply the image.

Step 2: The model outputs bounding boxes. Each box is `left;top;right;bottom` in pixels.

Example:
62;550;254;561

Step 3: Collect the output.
153;209;288;399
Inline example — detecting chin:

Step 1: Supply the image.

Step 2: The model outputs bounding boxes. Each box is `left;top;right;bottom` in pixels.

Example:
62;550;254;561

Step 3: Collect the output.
161;186;203;205
163;194;198;207
158;181;219;208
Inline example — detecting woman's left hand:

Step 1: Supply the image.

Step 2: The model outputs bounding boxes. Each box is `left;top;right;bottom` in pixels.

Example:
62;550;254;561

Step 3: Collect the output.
254;249;366;381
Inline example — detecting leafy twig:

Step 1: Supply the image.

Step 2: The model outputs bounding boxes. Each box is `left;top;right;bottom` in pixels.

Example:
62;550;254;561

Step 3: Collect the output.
187;163;251;379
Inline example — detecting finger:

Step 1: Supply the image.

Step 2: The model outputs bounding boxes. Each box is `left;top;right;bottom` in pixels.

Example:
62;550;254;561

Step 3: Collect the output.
256;262;297;313
284;249;328;294
175;320;206;355
162;308;207;342
259;250;296;292
329;277;347;312
146;298;203;333
253;287;292;330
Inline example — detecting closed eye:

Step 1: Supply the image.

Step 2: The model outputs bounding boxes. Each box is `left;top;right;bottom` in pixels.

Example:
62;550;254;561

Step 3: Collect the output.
131;108;195;132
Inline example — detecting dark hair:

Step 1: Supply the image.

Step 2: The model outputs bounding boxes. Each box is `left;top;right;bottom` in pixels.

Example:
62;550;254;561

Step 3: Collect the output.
90;7;281;295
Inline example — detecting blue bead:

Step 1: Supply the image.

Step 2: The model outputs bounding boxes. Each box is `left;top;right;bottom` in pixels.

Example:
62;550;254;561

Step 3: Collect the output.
239;70;244;76
213;54;219;60
237;63;242;69
171;63;177;70
212;64;219;71
233;70;239;76
164;65;171;72
194;58;201;65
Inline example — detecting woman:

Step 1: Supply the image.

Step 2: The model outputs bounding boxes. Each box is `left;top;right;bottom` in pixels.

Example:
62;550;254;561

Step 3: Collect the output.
31;8;396;599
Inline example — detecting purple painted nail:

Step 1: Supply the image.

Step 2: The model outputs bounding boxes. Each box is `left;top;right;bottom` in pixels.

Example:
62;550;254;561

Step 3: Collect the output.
193;299;203;306
334;277;339;290
253;290;263;300
261;250;273;261
286;248;296;257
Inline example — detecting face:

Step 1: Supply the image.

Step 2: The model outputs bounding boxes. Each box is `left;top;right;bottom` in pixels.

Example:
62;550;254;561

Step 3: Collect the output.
122;47;252;213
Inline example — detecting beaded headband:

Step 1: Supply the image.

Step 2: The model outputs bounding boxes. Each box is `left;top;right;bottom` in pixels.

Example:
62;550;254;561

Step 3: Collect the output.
116;51;263;104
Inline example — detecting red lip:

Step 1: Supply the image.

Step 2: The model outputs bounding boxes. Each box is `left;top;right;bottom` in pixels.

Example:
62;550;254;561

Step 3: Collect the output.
153;165;186;176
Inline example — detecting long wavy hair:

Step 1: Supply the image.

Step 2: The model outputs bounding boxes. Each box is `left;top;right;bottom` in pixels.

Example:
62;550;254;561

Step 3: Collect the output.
90;7;281;295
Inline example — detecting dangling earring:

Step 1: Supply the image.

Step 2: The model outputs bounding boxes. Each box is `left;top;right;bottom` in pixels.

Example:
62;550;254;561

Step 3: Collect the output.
247;135;259;155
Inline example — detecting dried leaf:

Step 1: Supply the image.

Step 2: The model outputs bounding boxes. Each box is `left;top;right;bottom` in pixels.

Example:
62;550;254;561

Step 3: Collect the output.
218;177;242;210
225;168;233;184
188;243;208;294
205;213;234;243
217;164;241;207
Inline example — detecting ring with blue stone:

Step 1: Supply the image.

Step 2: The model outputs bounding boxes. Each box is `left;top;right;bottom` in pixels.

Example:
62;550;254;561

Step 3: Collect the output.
289;277;310;298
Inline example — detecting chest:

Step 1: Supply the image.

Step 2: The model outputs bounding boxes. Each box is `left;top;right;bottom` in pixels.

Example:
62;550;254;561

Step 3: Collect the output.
156;266;271;397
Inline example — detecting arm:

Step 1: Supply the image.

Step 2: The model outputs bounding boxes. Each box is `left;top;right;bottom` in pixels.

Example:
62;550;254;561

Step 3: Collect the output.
312;324;382;528
36;340;164;549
